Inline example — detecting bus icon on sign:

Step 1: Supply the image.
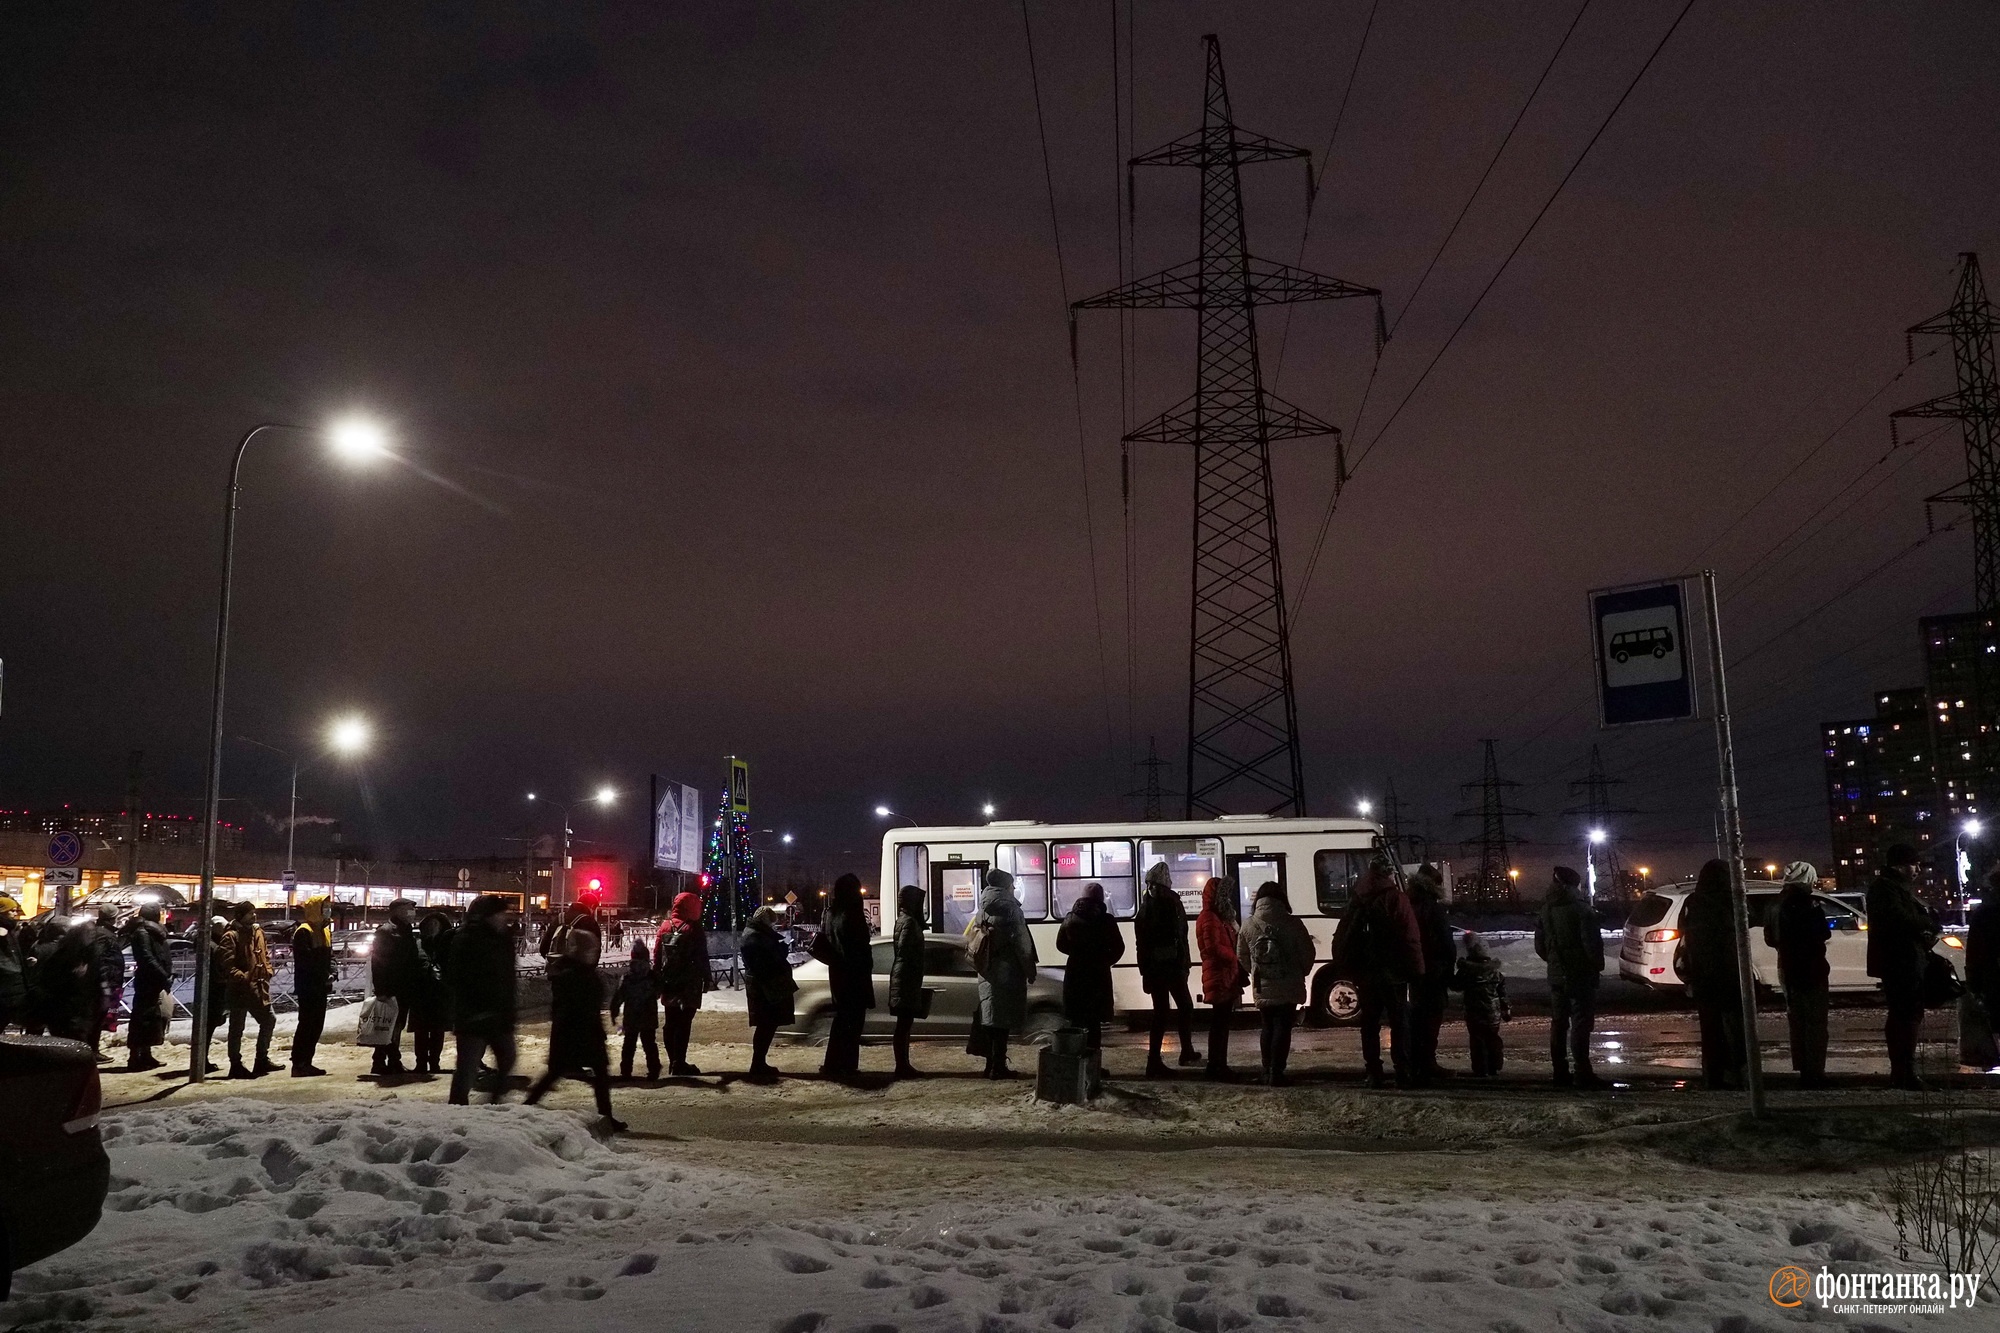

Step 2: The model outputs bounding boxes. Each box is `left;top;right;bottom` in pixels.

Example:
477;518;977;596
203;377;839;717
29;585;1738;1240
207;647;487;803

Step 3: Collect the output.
1608;627;1674;663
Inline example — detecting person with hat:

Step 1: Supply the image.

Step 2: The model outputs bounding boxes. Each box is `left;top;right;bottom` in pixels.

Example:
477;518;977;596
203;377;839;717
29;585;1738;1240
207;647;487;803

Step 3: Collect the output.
1330;859;1424;1088
1405;864;1456;1086
1764;861;1831;1088
0;894;29;1033
1535;865;1605;1089
447;894;519;1105
221;899;279;1079
369;898;422;1077
290;896;335;1077
124;903;173;1071
1866;843;1938;1090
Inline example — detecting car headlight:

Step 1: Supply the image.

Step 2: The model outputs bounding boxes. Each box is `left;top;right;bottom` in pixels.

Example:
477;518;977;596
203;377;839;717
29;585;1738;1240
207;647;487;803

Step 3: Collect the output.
1942;936;1964;949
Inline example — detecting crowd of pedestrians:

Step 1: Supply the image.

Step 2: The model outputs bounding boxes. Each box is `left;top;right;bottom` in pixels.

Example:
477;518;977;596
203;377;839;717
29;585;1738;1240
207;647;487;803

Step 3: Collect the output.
3;838;1996;1130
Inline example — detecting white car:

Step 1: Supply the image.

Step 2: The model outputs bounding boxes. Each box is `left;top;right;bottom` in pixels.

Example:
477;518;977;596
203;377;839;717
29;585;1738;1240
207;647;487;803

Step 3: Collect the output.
1621;881;1869;992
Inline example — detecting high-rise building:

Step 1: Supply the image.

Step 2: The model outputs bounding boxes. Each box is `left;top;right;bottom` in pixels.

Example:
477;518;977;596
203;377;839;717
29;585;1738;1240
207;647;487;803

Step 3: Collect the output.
1821;611;1999;898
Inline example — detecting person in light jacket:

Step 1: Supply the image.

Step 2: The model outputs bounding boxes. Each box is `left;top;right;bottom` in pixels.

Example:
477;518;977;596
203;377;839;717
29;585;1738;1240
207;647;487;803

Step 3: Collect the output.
1237;881;1315;1086
1194;877;1245;1080
971;870;1038;1080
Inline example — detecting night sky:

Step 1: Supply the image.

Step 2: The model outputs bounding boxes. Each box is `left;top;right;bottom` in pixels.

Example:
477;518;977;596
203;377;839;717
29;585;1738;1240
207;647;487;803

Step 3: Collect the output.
4;2;1998;884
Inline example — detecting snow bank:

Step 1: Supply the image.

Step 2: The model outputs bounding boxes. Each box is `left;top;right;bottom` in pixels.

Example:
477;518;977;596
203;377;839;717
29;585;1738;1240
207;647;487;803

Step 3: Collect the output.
8;1100;1940;1331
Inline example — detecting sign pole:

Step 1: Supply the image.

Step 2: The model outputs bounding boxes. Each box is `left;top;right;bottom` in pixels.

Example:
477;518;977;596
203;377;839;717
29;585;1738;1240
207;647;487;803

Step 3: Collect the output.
1701;568;1766;1118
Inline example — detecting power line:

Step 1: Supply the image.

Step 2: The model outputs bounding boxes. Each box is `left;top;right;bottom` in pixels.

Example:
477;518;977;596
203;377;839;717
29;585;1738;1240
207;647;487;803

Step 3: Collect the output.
1020;0;1119;763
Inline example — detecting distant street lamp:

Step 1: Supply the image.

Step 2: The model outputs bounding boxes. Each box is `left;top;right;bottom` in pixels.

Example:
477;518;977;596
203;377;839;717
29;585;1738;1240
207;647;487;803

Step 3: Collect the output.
1357;800;1373;818
982;803;997;819
874;805;919;828
528;784;619;910
191;415;394;1084
238;713;372;904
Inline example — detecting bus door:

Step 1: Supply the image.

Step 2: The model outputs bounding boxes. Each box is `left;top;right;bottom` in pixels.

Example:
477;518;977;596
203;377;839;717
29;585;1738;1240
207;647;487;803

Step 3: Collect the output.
1229;852;1287;920
931;861;987;937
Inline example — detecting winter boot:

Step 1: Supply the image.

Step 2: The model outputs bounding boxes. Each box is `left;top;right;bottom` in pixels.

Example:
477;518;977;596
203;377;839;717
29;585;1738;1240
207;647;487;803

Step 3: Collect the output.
1145;1056;1172;1079
1573;1063;1608;1091
1177;1046;1204;1067
1551;1064;1573;1088
228;1063;255;1080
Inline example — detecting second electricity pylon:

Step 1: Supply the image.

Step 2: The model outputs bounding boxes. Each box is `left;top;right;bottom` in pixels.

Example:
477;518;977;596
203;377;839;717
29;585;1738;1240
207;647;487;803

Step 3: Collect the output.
1455;740;1532;908
1896;252;2000;612
1073;34;1381;817
1561;744;1638;900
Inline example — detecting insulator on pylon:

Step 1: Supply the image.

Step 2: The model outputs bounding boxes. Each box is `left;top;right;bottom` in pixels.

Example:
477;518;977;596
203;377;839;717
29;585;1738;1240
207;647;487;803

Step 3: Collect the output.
1374;298;1388;356
1906;332;1915;365
1890;418;1901;449
1121;444;1131;503
1334;435;1348;496
1305;162;1317;213
1068;312;1078;369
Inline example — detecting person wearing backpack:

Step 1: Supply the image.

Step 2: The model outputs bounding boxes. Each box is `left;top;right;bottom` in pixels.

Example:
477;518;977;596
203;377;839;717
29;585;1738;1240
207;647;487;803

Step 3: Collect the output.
1195;876;1245;1080
1450;932;1510;1077
969;869;1038;1079
1237;881;1315;1086
1330;860;1423;1088
1134;862;1201;1077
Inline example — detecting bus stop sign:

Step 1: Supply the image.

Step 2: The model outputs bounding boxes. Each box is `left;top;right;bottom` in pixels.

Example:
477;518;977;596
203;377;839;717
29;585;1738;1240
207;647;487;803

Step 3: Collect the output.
1590;579;1695;727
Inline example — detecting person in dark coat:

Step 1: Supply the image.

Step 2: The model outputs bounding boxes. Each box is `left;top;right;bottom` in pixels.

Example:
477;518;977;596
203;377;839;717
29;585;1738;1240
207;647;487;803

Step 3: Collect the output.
1057;882;1125;1053
1866;843;1938;1090
89;905;126;1056
289;896;334;1077
739;906;796;1082
1969;870;2000;1065
1134;863;1200;1077
447;895;518;1105
191;916;229;1075
1405;864;1456;1087
817;873;875;1081
369;899;422;1076
971;870;1038;1079
124;904;173;1071
1765;861;1832;1088
524;928;624;1130
608;940;661;1080
887;885;928;1078
39;920;101;1045
222;900;278;1079
1238;881;1316;1086
1331;860;1424;1088
1194;876;1243;1080
409;912;451;1076
0;896;28;1033
653;891;710;1076
1535;866;1605;1089
1679;858;1747;1091
1451;932;1510;1077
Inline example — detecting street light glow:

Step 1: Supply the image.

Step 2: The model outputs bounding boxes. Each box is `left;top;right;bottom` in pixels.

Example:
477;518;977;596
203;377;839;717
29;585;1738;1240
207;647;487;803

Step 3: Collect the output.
1966;820;1984;838
782;833;794;845
327;415;391;464
982;803;996;818
594;785;617;807
326;714;370;755
874;805;892;818
1357;800;1373;817
1588;828;1607;845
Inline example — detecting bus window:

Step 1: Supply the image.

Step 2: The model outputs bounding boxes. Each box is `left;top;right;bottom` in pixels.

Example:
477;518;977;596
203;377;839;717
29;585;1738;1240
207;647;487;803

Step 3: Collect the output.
1139;838;1222;914
1053;840;1136;917
896;844;929;907
997;842;1049;919
1314;850;1368;915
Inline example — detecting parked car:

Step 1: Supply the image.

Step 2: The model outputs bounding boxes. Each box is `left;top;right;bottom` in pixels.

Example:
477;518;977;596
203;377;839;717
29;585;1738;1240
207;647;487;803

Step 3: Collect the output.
1619;881;1966;992
783;934;1066;1043
0;1035;109;1299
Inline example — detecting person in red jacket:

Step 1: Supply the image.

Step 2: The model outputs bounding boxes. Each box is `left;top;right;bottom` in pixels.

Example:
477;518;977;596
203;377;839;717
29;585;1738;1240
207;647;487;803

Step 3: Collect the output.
653;892;711;1077
1195;877;1245;1080
1331;860;1424;1088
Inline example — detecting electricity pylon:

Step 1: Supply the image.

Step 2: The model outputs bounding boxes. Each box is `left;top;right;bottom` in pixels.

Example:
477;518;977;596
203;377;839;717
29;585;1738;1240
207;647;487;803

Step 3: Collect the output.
1455;740;1532;907
1073;34;1380;817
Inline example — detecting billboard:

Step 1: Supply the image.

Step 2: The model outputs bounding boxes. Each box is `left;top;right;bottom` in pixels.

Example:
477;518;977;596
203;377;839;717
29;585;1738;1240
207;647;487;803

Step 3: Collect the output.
653;782;703;874
1589;579;1697;727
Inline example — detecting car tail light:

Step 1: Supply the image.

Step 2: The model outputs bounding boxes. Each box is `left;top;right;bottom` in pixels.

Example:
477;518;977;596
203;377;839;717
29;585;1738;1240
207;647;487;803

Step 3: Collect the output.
63;1068;101;1135
1943;935;1964;949
1643;928;1678;943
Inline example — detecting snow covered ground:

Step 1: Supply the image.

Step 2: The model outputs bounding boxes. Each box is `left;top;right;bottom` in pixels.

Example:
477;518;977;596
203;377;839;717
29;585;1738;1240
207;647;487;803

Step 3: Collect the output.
6;1097;1954;1332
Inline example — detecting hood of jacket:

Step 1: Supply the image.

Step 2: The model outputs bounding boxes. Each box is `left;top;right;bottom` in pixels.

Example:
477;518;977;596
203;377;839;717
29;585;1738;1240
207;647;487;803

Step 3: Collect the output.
1068;893;1108;924
669;892;704;926
980;882;1022;920
897;884;925;918
1543;877;1579;910
1201;877;1236;920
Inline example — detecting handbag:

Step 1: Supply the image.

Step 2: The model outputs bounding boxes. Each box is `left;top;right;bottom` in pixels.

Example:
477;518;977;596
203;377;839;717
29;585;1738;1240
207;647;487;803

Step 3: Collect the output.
1960;990;2000;1070
906;986;936;1020
355;995;400;1047
156;990;175;1021
1922;951;1964;1009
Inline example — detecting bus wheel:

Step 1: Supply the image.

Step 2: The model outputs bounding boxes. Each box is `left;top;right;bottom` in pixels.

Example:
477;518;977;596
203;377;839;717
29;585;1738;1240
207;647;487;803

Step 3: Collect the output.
1307;971;1360;1027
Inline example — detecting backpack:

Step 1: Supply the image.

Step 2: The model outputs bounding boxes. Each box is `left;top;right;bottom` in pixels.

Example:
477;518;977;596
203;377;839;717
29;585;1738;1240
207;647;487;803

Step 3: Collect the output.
1253;925;1280;967
1340;898;1378;974
966;919;996;978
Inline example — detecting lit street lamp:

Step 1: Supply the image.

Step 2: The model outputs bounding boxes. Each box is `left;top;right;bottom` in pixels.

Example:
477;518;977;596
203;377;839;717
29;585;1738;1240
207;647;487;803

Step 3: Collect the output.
874;805;919;828
237;713;372;903
528;785;619;910
191;415;393;1084
1357;800;1373;818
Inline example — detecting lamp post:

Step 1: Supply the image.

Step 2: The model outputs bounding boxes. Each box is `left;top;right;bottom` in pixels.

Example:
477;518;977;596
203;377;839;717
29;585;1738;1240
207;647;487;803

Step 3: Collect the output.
191;416;391;1084
528;785;618;912
238;714;371;905
1586;828;1608;906
1958;819;1983;915
874;805;919;829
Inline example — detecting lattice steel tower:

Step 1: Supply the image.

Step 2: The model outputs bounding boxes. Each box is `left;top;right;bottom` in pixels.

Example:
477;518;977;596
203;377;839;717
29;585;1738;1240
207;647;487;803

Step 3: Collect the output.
1896;253;2000;612
1074;35;1380;816
1455;740;1531;908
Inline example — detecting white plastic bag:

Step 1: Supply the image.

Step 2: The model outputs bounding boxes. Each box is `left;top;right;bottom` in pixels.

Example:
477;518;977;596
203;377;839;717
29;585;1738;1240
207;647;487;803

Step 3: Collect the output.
355;996;400;1047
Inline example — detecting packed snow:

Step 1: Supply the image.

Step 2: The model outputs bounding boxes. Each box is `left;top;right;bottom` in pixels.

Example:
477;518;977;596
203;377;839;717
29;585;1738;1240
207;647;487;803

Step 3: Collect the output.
5;1097;1952;1332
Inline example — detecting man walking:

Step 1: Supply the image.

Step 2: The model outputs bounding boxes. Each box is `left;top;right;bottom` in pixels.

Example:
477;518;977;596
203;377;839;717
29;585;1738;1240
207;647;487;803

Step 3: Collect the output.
447;895;519;1105
222;900;278;1079
1535;866;1605;1090
1766;862;1831;1088
1866;843;1937;1091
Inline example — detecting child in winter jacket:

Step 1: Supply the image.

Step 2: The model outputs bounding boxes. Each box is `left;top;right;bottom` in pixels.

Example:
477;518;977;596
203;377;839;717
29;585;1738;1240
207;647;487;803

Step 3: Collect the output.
609;940;661;1080
1451;932;1510;1077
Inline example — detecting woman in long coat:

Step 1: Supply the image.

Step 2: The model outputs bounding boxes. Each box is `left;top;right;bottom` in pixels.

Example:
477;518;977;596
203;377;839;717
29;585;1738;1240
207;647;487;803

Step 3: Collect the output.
972;870;1038;1079
739;906;796;1082
1055;882;1124;1051
887;885;928;1078
818;874;876;1081
1194;876;1244;1080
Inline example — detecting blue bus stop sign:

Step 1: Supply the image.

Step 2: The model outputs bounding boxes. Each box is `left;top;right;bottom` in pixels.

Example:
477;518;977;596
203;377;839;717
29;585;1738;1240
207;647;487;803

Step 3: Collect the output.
1590;580;1695;727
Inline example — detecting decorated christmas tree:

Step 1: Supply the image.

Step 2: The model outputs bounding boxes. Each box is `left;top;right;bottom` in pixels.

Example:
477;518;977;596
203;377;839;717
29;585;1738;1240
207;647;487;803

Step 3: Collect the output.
700;785;759;930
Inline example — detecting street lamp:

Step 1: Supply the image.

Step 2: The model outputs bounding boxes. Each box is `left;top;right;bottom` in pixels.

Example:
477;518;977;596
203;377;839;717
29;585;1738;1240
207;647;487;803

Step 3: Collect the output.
238;713;372;905
528;786;618;912
874;805;918;828
191;414;395;1084
1357;800;1373;818
982;803;997;819
1957;820;1984;911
